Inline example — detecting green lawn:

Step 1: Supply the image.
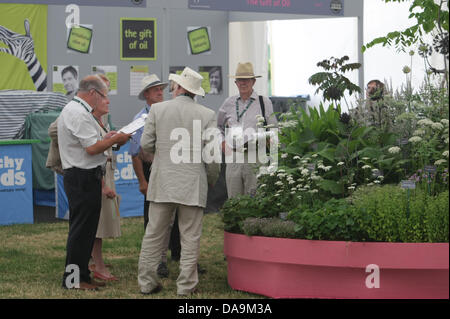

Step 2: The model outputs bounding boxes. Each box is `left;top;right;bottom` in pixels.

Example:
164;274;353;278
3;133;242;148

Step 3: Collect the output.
0;213;261;299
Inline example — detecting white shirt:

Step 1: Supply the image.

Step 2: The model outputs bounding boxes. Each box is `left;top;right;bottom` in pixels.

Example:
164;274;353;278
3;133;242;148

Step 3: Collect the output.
57;96;106;169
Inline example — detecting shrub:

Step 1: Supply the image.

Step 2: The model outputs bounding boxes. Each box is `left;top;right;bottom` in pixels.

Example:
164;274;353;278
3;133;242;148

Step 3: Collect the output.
242;217;297;238
351;185;449;242
289;198;370;241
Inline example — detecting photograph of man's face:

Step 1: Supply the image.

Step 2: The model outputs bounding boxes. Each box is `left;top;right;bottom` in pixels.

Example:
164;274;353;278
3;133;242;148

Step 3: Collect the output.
61;66;78;95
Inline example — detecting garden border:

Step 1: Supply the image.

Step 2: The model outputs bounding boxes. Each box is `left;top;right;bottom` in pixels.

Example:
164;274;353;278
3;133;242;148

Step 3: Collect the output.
224;231;449;299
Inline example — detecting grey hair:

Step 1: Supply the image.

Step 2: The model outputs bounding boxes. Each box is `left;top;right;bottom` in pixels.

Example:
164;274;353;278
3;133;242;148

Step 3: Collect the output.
78;74;107;93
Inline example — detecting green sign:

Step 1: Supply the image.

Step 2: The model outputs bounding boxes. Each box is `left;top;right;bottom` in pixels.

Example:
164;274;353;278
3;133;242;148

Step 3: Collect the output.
187;27;211;55
121;18;156;60
67;25;93;53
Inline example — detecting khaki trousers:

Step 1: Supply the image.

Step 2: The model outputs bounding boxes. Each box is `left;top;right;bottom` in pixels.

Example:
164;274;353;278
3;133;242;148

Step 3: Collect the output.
225;161;258;198
138;202;203;295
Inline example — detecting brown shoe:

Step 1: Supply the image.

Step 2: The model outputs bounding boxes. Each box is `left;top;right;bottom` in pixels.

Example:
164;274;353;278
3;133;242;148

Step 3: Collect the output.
90;279;107;287
77;282;99;291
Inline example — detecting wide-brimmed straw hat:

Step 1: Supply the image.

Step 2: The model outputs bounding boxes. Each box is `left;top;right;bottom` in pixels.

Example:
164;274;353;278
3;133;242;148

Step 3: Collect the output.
138;74;168;100
168;67;205;97
229;62;262;79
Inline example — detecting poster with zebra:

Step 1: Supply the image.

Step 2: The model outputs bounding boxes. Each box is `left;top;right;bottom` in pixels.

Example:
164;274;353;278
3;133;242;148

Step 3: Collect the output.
0;4;47;91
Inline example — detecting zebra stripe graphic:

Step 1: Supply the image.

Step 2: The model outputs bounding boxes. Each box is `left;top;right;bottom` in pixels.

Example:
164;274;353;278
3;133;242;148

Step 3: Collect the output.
0;19;47;91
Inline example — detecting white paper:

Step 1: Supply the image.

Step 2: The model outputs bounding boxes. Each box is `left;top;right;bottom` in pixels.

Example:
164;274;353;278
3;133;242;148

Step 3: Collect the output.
118;114;147;134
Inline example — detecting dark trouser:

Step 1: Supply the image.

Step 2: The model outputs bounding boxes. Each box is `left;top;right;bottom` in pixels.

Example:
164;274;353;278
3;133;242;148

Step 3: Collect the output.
62;166;102;287
142;161;181;258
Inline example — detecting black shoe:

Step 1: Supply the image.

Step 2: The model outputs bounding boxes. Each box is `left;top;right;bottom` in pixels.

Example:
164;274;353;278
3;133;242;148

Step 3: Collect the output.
141;284;162;295
157;262;169;278
197;263;206;275
171;252;180;262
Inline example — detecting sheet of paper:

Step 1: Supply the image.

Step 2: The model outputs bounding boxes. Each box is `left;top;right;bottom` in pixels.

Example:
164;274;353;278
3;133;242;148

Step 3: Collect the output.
130;65;149;96
118;114;147;134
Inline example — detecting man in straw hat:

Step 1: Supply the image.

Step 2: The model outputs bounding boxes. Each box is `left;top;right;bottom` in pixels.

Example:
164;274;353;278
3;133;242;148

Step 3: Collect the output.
138;67;220;295
130;74;181;278
217;62;277;198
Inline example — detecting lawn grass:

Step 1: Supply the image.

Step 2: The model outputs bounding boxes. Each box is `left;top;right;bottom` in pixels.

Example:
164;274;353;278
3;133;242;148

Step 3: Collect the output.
0;213;261;299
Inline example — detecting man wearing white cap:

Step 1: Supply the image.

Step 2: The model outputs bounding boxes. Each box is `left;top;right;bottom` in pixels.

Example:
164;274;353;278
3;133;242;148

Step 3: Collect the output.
138;67;220;296
130;74;177;278
217;62;278;198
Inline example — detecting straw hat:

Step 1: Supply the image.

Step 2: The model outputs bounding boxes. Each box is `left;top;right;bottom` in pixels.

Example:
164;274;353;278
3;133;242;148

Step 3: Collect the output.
138;74;168;100
229;62;261;79
168;67;205;97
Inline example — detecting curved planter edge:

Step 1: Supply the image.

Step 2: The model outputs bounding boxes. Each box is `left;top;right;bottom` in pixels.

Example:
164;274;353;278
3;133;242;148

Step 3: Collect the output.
224;231;449;299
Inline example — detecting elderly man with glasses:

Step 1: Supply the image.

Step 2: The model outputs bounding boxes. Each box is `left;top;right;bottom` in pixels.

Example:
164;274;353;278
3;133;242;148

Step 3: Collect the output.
58;75;131;291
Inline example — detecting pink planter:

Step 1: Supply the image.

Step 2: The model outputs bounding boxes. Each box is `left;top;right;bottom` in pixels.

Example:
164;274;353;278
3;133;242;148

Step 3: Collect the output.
224;231;449;299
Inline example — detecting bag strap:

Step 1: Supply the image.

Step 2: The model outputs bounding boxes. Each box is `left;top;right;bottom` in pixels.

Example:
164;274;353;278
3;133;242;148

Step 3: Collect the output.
258;95;268;127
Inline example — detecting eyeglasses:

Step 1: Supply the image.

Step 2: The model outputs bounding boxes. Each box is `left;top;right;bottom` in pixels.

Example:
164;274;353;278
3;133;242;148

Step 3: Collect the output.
92;88;108;99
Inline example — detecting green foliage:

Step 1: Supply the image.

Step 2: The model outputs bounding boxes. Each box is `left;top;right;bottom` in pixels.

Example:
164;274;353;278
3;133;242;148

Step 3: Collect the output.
362;0;449;53
220;195;278;233
308;56;361;105
288;198;369;241
242;217;297;238
351;185;449;242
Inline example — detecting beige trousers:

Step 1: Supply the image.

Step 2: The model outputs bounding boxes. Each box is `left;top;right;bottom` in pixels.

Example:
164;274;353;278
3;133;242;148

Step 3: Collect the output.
225;161;258;198
138;202;203;295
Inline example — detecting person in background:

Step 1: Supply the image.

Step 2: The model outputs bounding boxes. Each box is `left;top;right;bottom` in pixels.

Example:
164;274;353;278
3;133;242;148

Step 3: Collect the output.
138;67;220;295
217;62;277;198
89;74;121;282
58;75;130;291
130;74;180;278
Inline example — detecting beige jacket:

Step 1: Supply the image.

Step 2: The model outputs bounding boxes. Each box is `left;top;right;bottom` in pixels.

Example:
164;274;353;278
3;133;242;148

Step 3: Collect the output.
140;95;220;208
46;118;64;175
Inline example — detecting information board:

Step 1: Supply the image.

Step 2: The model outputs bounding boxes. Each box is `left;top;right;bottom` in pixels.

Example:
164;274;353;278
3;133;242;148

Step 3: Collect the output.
120;18;156;60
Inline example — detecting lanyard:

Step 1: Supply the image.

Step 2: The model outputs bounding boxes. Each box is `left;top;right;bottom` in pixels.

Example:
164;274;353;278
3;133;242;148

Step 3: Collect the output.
235;98;254;122
73;97;108;134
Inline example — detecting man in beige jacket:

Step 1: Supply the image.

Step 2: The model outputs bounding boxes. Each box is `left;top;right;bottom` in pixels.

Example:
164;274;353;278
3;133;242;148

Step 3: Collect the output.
138;67;220;296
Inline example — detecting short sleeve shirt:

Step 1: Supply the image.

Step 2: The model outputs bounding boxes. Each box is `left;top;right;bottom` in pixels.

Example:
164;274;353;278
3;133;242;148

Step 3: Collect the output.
57;97;106;169
129;105;150;157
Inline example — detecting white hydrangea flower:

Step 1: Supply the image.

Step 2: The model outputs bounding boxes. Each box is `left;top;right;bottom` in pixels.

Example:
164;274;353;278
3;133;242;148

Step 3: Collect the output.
275;181;283;186
362;165;371;169
432;122;444;130
441;119;449;126
259;184;266;188
417;119;434;126
288;180;296;184
443;150;449;158
337;162;345;166
290;191;296;194
409;136;422;143
362;157;370;160
388;146;401;154
301;169;309;176
274;193;280;197
277;169;285;173
435;159;447;166
413;129;425;136
281;153;288;159
312;154;318;158
309;189;319;194
293;155;301;160
348;186;355;190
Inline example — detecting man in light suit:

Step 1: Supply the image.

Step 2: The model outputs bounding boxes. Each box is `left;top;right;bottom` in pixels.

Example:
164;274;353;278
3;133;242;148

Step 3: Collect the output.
138;67;220;296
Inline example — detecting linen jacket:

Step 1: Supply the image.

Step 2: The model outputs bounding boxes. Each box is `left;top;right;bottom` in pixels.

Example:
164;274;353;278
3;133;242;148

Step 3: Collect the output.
46;118;64;175
140;95;220;208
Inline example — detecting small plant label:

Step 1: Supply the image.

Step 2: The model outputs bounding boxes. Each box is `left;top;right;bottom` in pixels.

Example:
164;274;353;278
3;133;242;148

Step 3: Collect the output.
424;165;437;174
397;138;409;145
401;180;416;189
